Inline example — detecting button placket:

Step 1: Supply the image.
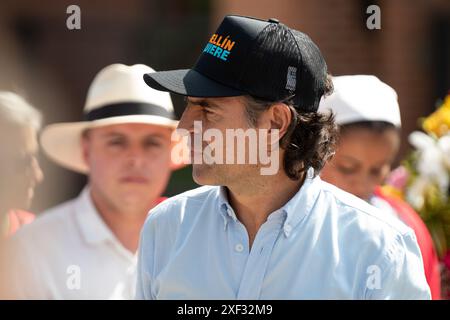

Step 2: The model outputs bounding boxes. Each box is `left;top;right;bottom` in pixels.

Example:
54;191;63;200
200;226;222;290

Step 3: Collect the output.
226;217;250;293
236;219;283;299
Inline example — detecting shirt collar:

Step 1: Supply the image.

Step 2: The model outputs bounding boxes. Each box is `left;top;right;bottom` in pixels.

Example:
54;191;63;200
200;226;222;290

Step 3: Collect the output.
74;186;119;245
279;167;321;237
216;167;321;237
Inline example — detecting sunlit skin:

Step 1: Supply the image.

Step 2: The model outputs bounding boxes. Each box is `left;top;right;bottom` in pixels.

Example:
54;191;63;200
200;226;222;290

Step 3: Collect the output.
81;123;173;252
321;127;400;202
180;97;259;187
0;125;44;217
178;96;304;248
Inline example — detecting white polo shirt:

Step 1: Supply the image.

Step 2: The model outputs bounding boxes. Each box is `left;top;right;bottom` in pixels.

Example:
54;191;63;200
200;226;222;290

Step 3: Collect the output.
4;187;137;299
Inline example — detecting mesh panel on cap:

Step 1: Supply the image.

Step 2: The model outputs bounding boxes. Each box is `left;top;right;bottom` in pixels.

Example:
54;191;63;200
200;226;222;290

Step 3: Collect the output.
237;23;301;102
237;22;328;112
291;30;328;112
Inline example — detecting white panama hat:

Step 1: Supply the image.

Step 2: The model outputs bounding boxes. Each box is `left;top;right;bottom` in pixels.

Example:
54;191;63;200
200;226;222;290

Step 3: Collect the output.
318;75;401;127
41;63;182;174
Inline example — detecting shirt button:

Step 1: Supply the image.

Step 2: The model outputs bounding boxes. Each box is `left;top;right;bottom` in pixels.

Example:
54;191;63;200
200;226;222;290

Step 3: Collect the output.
235;244;244;252
285;224;292;233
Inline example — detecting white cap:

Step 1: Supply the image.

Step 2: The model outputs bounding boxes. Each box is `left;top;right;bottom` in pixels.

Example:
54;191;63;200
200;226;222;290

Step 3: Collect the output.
318;75;401;127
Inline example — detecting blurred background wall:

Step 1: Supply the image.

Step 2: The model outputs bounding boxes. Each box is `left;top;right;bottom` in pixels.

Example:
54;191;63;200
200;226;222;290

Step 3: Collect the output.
0;0;449;213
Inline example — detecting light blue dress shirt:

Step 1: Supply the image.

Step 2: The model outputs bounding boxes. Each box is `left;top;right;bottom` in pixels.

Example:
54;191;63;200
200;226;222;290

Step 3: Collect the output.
136;170;431;299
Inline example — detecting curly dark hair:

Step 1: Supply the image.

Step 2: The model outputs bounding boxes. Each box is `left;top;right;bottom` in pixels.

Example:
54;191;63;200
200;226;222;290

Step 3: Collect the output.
243;74;337;180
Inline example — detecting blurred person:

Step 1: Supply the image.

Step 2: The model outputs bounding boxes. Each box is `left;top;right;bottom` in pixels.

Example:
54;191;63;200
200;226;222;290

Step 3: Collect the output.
135;15;430;299
3;64;184;299
0;92;43;237
319;75;440;299
0;91;43;297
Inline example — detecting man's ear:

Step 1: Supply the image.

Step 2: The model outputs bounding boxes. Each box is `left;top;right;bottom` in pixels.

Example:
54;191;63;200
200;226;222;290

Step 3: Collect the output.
269;103;292;141
80;131;91;166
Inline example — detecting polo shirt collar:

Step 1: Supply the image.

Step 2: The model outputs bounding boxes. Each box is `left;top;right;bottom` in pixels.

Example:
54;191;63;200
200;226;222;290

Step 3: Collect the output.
74;186;120;245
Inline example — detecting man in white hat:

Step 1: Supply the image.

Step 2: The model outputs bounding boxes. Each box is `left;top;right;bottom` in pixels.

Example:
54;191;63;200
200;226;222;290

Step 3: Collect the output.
3;64;183;299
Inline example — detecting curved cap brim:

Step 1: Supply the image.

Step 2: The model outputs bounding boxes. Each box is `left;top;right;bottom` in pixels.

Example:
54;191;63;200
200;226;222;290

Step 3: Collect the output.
143;69;243;97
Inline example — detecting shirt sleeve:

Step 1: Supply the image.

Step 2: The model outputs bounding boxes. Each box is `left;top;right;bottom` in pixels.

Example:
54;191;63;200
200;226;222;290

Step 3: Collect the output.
364;231;431;300
135;215;156;300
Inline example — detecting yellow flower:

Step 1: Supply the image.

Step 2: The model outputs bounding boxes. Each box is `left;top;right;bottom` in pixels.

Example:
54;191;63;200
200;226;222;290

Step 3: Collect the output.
423;94;450;137
380;185;404;201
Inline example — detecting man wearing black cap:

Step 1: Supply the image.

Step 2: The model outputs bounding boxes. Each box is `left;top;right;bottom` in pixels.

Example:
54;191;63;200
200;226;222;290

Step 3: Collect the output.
136;15;430;299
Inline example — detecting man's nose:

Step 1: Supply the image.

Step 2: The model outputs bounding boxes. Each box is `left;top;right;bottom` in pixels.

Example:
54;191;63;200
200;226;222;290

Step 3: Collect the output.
177;107;197;133
126;145;145;160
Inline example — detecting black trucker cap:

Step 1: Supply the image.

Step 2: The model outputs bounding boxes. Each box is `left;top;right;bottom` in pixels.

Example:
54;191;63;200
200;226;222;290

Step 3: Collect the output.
143;15;328;112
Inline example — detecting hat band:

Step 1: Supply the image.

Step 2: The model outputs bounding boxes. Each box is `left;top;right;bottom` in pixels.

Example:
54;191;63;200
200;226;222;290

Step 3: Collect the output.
84;102;175;121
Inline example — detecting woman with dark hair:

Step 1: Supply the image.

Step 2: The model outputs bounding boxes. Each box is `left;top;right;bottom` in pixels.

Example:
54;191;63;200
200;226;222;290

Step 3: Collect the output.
319;75;441;299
